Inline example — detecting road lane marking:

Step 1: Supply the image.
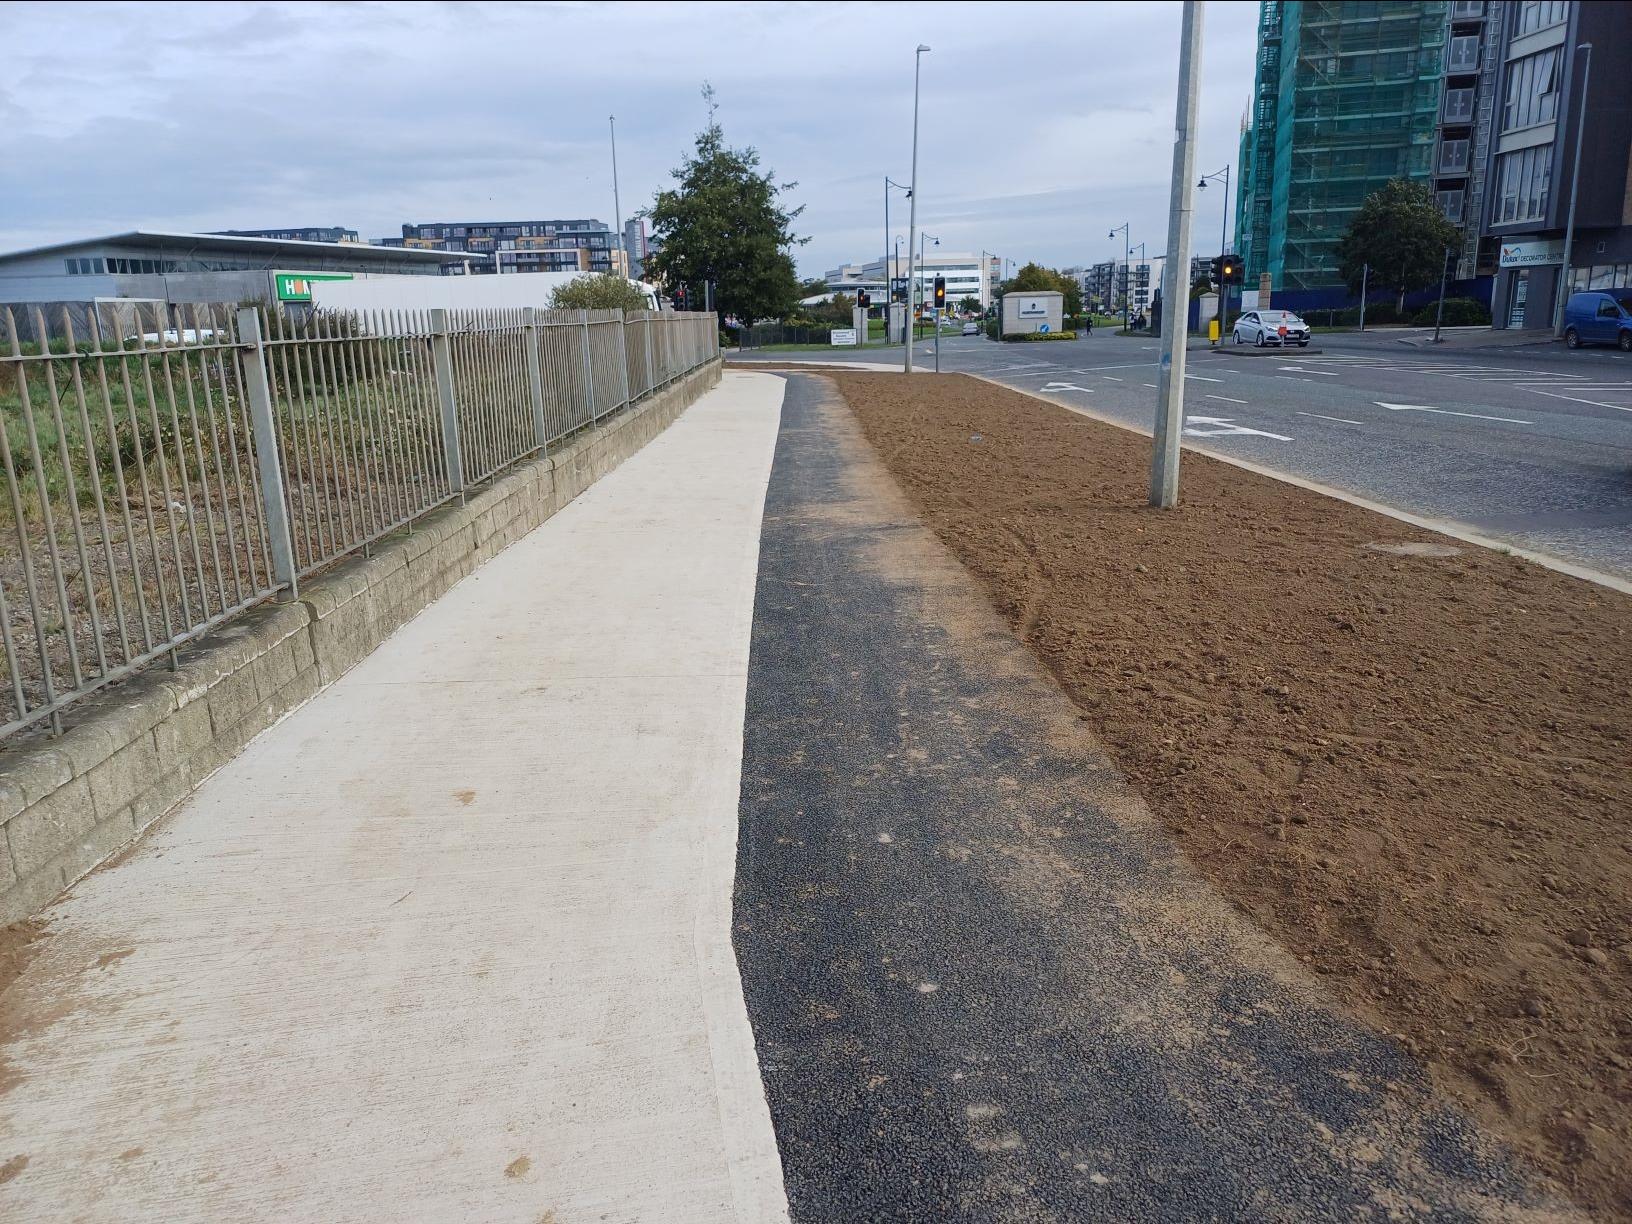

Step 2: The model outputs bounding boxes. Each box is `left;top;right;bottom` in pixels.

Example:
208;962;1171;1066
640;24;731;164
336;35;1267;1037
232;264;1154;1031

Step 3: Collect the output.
1278;366;1339;376
1374;401;1533;424
1524;389;1632;412
1296;411;1365;424
1142;383;1158;388
1183;415;1292;441
1184;374;1224;382
1103;376;1124;381
1206;394;1249;404
1039;382;1094;393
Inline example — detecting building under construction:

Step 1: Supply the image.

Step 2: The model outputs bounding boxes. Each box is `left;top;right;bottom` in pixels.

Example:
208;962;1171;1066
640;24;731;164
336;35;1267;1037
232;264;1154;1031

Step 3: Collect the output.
1235;1;1455;296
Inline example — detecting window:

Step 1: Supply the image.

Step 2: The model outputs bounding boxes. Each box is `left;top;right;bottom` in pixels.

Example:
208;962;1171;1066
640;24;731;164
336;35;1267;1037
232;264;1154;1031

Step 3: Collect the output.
1502;48;1559;130
1447;35;1480;73
1597;299;1620;318
1439;139;1470;173
1514;0;1568;36
1493;143;1554;224
1437;189;1466;222
1443;87;1474;123
1452;0;1484;16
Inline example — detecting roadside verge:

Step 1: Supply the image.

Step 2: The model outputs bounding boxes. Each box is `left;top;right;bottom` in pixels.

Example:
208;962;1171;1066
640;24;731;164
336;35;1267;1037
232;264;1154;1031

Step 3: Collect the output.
827;369;1632;1219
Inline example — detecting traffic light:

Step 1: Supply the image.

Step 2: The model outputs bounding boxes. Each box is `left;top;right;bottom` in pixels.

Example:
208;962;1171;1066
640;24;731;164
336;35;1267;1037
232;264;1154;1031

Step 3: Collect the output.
1220;254;1241;285
933;276;946;310
857;289;871;309
675;284;688;309
1210;255;1224;286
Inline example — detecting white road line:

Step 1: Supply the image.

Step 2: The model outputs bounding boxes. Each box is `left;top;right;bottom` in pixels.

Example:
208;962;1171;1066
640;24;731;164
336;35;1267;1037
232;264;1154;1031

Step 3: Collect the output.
1142;383;1158;389
1103;376;1124;381
1524;388;1632;412
1206;394;1248;404
1076;362;1160;372
1296;411;1365;424
1374;401;1533;424
1184;374;1224;382
1278;366;1339;376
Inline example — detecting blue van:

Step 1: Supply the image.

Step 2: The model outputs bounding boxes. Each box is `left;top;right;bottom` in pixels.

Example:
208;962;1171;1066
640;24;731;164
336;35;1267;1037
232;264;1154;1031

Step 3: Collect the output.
1562;290;1632;351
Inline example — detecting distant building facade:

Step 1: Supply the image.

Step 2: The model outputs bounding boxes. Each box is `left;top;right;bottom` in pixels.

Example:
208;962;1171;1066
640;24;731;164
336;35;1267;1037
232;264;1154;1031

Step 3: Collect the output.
384;219;624;276
825;251;991;308
623;219;649;279
212;226;360;244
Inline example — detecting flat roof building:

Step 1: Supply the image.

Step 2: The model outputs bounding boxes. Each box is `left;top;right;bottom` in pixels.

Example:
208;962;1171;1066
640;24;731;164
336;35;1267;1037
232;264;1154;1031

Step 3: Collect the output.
0;230;478;313
211;226;361;244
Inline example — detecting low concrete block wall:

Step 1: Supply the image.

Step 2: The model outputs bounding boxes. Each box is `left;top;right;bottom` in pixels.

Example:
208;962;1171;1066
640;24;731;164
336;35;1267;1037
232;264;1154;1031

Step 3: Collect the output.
0;360;721;925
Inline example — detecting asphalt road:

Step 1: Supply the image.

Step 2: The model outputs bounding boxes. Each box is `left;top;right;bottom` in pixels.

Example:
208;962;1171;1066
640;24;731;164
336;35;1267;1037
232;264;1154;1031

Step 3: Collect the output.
733;374;1563;1221
733;330;1632;579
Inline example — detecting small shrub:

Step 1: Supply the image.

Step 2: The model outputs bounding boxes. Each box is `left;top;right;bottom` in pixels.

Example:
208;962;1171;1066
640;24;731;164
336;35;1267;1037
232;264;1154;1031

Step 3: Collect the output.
1411;297;1491;327
1003;330;1078;342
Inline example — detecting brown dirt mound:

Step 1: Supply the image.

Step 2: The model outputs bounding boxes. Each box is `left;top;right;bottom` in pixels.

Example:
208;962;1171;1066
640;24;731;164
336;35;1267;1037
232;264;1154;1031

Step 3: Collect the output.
831;370;1632;1219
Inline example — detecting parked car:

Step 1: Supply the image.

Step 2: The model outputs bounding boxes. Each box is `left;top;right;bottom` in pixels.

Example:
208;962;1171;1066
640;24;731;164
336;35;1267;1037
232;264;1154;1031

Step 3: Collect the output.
1232;310;1310;347
1562;291;1632;351
961;320;980;336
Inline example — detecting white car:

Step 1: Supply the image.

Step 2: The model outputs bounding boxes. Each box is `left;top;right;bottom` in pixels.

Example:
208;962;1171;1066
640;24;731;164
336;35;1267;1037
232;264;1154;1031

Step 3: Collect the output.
961;321;980;336
1233;310;1310;348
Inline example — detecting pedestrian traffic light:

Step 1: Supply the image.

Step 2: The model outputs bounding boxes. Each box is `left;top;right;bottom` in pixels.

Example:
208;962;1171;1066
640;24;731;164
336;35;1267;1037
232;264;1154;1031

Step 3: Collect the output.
676;284;688;309
857;290;871;309
1221;255;1241;285
933;276;946;309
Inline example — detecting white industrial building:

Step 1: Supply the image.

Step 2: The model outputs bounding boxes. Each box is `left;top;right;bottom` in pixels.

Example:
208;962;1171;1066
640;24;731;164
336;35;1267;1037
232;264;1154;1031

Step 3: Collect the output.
824;251;998;309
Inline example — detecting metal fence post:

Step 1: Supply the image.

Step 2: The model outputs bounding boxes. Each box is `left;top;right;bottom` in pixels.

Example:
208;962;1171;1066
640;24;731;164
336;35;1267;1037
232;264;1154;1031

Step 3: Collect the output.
614;309;632;409
522;306;549;453
644;312;655;393
579;309;599;426
429;308;466;502
236;308;299;600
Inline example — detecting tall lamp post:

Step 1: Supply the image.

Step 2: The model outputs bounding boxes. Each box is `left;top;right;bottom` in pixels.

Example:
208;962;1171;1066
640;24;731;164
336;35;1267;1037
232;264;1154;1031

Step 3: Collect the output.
906;44;930;374
1553;42;1593;337
1198;164;1230;335
609;115;624;277
1109;222;1131;331
886;177;910;342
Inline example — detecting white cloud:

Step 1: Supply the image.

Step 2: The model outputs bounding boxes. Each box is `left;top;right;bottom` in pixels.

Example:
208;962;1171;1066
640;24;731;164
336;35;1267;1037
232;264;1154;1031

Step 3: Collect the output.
0;0;1262;273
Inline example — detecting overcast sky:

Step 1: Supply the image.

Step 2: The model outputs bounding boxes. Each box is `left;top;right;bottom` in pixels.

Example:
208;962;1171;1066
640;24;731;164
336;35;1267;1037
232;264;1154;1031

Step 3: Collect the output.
1;1;1261;276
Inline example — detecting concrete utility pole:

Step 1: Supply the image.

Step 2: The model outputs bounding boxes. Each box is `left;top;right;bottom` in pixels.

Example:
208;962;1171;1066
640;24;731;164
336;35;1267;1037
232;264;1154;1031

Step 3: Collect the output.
1553;42;1592;337
1358;262;1369;331
1150;0;1204;510
906;44;929;374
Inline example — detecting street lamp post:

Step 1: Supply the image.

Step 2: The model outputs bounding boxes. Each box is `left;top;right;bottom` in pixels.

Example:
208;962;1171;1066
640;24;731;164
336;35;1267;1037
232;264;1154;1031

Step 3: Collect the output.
1198;164;1230;335
1109;222;1130;331
886;176;910;343
906;44;930;374
1553;42;1593;337
1128;242;1147;327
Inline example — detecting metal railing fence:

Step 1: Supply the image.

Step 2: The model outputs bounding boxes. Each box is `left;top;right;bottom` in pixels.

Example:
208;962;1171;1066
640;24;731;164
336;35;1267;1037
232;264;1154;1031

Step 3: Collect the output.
1;302;717;738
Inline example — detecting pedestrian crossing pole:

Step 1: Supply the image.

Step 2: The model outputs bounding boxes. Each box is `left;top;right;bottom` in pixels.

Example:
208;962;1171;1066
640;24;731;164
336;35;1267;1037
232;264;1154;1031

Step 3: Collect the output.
1150;0;1203;509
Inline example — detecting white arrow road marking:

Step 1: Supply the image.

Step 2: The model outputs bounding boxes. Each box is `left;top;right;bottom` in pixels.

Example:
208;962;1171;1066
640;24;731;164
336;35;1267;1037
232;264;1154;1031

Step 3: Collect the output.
1205;394;1249;404
1374;401;1532;424
1278;366;1339;375
1296;411;1364;424
1182;415;1292;441
1040;382;1094;393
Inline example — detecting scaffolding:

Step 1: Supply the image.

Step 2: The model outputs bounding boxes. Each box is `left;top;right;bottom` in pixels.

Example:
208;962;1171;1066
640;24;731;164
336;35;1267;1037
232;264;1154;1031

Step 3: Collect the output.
1240;1;1451;292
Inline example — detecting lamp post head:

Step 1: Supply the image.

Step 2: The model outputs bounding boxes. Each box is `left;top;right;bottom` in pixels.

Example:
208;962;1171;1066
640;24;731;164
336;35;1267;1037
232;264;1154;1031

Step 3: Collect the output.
1198;177;1208;189
917;44;931;52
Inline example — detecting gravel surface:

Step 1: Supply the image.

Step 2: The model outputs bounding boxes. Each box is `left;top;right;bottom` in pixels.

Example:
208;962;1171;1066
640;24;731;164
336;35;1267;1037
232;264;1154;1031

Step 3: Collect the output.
732;373;1569;1222
829;369;1632;1220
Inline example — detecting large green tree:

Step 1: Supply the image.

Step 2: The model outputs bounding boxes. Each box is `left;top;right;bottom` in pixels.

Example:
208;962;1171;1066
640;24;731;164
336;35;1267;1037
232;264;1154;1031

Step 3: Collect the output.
645;90;804;324
1336;179;1461;312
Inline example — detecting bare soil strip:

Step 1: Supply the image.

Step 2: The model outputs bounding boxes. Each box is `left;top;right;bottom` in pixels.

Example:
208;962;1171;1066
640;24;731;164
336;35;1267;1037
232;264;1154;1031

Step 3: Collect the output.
830;371;1632;1219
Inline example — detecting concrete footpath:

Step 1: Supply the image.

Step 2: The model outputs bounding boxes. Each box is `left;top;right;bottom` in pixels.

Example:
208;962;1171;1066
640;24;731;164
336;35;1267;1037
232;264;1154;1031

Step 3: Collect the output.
0;373;791;1222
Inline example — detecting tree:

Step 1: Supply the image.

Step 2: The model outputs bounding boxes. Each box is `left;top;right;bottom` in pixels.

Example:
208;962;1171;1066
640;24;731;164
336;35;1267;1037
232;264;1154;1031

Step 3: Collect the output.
1336;179;1461;313
958;295;981;315
645;85;805;325
798;278;829;299
549;273;649;312
1004;262;1082;318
